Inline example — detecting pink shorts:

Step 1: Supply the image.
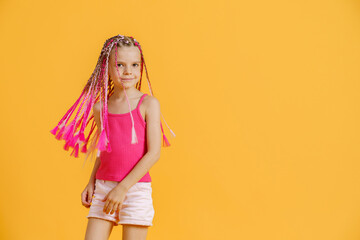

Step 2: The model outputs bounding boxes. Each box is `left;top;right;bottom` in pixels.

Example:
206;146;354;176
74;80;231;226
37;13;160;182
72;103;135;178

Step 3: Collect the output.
86;179;155;226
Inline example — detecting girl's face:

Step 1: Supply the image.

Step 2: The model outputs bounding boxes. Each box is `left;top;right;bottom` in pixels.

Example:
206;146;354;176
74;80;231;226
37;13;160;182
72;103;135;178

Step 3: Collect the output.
108;46;141;89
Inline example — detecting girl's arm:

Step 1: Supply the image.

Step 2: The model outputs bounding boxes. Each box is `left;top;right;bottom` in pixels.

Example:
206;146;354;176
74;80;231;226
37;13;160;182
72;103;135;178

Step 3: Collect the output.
117;96;162;191
88;103;102;185
88;155;101;185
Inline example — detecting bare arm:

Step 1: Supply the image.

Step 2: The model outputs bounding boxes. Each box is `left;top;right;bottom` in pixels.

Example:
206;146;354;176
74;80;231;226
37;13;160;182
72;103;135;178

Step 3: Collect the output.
117;96;162;191
88;102;102;185
88;156;101;184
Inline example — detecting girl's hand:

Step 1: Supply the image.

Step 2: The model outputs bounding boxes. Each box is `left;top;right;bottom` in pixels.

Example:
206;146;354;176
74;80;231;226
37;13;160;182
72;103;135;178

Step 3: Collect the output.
81;182;95;208
102;185;127;217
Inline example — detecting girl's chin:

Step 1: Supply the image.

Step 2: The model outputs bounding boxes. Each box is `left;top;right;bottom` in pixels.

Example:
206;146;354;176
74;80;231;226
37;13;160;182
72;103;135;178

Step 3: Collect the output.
117;83;135;89
119;79;138;83
121;82;134;86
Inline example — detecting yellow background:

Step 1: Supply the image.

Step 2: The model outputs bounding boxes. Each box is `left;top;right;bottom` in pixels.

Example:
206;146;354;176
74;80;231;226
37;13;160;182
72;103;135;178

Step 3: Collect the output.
1;0;360;239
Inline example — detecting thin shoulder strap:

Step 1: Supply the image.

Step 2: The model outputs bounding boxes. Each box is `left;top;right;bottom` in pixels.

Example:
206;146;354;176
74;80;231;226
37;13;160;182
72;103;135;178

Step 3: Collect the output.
136;94;147;109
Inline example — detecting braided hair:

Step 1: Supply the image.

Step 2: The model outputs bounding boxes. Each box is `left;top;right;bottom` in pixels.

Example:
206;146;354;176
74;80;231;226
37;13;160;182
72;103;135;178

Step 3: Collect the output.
50;34;175;162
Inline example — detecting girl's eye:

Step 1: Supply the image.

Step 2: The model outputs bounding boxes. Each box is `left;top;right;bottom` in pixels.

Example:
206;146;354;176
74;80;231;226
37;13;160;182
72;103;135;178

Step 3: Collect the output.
117;64;139;67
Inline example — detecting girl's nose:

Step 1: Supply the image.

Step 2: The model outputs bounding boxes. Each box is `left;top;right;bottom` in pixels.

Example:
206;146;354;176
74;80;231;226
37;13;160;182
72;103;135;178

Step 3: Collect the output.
124;68;132;75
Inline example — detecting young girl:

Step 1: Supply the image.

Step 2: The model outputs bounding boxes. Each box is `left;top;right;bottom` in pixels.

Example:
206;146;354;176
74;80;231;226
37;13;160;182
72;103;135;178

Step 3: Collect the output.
50;35;175;240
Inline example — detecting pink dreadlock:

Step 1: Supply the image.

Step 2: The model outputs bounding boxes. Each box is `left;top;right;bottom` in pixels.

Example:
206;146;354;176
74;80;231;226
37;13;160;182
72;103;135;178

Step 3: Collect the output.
50;34;175;161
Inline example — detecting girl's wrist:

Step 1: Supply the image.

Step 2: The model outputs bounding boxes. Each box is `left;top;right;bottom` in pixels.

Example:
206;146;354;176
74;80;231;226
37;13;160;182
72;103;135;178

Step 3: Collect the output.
116;182;129;191
88;177;96;185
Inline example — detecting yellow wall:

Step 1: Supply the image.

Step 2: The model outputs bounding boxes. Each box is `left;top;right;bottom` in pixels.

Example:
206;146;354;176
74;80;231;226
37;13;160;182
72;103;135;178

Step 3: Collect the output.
1;0;360;239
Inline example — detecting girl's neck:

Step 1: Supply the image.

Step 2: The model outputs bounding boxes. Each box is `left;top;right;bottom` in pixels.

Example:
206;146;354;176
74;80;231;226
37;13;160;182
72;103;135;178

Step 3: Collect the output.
111;87;141;101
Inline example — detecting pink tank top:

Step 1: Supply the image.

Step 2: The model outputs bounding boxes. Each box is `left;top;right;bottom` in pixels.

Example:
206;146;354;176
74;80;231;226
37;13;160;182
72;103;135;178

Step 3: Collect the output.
96;93;151;182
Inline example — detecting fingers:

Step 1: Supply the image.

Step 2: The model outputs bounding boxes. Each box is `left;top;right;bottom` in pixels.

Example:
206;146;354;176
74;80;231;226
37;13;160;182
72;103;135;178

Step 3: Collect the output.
103;200;122;215
81;190;90;207
87;191;93;204
103;200;112;214
110;202;120;215
81;188;94;208
115;208;120;221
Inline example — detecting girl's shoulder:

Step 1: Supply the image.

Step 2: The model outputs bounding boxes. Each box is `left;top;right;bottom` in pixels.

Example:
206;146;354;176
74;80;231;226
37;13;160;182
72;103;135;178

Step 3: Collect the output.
143;94;160;107
93;101;101;112
143;94;161;116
